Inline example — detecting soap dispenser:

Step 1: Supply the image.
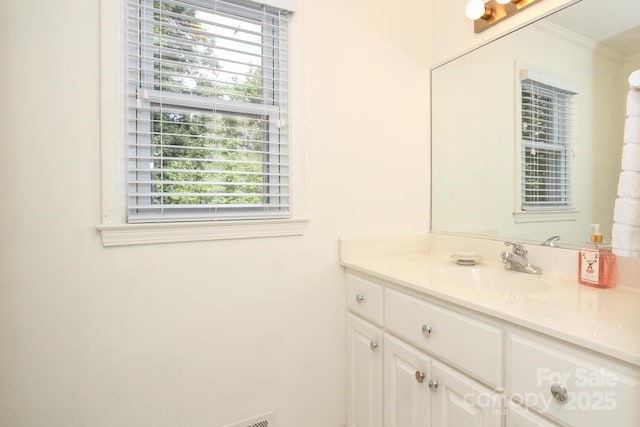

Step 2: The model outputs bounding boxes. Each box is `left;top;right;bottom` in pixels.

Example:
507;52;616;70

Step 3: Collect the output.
578;224;616;288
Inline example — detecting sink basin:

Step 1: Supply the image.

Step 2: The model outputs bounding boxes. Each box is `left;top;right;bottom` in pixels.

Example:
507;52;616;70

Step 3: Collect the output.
436;267;550;295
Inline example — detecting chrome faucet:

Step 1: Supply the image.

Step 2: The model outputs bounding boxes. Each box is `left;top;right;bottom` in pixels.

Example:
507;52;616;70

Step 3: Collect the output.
542;235;561;247
500;242;543;275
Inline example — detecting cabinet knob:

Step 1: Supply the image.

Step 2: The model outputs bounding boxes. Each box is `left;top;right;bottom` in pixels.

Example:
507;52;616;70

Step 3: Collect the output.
370;341;379;351
428;379;440;390
355;294;366;303
415;371;425;383
421;324;433;336
550;383;568;403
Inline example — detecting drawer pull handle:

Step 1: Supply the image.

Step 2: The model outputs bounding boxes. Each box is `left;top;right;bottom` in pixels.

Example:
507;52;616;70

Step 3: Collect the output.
428;379;440;390
421;324;433;336
550;383;568;403
355;294;366;303
415;371;425;383
370;341;379;351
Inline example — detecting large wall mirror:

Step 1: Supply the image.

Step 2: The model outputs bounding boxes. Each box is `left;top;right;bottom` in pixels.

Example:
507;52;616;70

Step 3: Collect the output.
431;0;640;248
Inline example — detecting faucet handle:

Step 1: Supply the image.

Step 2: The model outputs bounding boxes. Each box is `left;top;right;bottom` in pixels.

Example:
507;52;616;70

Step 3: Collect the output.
504;241;527;258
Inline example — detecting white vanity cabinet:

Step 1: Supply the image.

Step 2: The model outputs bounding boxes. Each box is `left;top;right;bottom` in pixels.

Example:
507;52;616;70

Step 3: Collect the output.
345;269;640;427
383;289;503;427
347;273;502;427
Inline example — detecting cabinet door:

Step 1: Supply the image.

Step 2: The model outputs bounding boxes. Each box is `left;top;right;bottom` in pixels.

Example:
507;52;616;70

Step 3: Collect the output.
430;360;503;427
347;313;383;427
384;334;431;427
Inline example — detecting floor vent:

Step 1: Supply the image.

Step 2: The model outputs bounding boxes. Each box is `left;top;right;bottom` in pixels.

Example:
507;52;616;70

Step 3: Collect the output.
224;412;275;427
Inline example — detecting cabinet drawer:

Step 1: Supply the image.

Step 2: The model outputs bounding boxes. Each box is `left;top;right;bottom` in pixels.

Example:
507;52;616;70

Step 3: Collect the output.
508;401;561;426
346;274;384;326
508;332;640;426
385;288;503;386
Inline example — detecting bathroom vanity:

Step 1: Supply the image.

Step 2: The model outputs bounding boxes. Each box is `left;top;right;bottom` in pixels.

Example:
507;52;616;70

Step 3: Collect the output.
342;238;640;427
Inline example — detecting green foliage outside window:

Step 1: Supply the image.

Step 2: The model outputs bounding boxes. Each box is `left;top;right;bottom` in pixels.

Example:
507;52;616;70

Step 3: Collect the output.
145;1;270;207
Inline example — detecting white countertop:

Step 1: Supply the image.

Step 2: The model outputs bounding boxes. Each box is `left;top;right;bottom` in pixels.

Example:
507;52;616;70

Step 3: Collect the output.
341;251;640;367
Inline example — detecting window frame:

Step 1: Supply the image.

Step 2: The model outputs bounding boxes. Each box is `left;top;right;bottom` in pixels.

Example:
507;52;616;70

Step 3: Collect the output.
97;0;306;246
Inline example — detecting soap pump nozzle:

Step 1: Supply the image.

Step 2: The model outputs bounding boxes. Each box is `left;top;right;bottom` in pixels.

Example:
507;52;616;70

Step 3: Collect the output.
590;223;603;248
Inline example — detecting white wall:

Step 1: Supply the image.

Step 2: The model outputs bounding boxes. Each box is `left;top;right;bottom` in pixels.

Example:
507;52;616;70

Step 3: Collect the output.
0;1;431;426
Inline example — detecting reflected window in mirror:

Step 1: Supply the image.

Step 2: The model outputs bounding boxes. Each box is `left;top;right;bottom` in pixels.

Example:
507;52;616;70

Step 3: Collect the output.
520;77;576;211
431;0;635;246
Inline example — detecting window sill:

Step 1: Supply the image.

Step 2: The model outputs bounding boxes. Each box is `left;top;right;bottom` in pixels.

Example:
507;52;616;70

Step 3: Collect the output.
513;210;579;223
96;218;309;247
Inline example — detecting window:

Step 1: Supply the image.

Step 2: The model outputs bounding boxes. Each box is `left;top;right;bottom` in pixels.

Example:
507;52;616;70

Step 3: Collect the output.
520;77;576;211
97;0;304;246
126;0;291;223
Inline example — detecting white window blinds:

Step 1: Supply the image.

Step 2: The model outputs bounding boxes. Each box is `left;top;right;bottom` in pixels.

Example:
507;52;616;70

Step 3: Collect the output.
520;78;576;211
125;0;291;223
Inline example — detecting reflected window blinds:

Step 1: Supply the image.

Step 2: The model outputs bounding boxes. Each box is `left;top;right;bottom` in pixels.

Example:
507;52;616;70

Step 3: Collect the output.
521;78;576;210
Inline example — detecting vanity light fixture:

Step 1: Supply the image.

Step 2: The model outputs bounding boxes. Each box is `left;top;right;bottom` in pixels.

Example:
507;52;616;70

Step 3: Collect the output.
467;0;543;33
465;0;493;20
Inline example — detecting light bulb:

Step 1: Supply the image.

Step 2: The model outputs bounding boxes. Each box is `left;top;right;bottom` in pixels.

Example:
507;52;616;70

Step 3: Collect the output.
465;0;488;20
496;0;511;4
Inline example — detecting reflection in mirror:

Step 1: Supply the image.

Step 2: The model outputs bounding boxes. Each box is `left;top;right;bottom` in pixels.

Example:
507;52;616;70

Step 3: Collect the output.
431;0;640;247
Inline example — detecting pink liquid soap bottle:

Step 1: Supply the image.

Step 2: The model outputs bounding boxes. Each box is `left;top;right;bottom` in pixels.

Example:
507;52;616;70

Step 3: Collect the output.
578;224;616;288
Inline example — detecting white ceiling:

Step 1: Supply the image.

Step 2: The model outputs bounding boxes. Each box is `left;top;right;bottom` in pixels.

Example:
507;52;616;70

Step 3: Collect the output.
546;0;640;56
